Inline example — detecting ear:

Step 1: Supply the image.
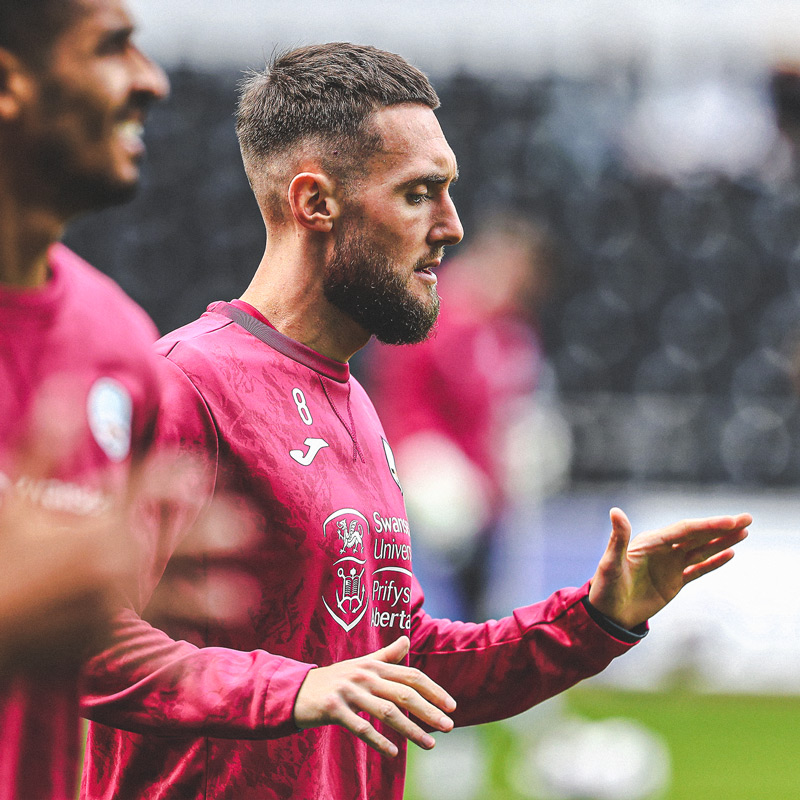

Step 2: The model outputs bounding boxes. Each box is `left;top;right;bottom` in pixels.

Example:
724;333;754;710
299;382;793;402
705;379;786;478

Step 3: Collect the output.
287;172;340;232
0;48;35;122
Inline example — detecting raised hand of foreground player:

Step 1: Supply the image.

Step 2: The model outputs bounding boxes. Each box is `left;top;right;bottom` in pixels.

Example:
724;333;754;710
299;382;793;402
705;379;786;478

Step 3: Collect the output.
130;450;260;634
0;482;133;674
588;508;752;631
293;636;456;757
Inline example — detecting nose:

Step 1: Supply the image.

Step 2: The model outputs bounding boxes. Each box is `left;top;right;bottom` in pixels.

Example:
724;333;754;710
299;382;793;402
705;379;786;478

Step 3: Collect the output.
131;46;170;101
430;192;464;248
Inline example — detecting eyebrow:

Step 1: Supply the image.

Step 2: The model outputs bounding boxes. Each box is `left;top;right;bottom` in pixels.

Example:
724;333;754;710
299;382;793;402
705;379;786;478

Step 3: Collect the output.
401;171;460;190
100;24;135;49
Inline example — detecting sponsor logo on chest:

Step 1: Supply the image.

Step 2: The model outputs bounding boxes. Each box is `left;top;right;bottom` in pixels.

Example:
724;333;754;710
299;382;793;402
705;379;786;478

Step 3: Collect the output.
321;507;412;634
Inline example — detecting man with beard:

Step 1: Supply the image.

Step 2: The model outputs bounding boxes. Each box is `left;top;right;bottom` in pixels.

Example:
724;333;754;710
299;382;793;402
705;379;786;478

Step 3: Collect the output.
82;43;751;800
0;0;168;797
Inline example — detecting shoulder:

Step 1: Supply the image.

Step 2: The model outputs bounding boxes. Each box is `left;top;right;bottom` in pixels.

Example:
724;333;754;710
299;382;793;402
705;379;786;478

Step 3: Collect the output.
155;308;236;364
154;310;247;413
51;244;158;343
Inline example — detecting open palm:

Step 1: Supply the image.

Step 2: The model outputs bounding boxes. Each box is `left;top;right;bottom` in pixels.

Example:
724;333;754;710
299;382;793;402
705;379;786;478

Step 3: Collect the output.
588;508;752;630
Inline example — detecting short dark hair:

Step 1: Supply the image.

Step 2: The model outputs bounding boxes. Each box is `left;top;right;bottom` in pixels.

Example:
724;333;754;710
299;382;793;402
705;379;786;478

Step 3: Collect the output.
235;43;440;216
0;0;79;69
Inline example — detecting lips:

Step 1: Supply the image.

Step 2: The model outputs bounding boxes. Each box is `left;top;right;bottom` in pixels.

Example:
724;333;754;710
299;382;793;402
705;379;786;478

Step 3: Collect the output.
415;257;441;274
413;259;440;287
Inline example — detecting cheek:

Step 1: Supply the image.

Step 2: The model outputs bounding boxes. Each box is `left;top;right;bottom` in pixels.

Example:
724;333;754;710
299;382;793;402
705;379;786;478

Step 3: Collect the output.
63;69;126;139
376;211;427;248
44;94;107;150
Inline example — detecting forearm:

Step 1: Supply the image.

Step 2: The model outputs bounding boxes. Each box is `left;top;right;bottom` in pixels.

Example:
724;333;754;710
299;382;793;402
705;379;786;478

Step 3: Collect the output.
409;580;640;728
81;608;314;739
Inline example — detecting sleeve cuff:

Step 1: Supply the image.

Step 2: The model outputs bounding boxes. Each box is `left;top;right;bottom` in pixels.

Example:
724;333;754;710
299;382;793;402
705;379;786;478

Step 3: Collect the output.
262;656;318;737
581;597;649;644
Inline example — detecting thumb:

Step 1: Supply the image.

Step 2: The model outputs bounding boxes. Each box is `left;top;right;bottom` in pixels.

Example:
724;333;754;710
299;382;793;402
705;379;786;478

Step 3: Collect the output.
373;636;410;664
605;507;632;563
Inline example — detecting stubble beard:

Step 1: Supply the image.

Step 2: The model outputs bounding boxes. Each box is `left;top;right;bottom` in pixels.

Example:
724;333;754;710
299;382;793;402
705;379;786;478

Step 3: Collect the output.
323;226;441;346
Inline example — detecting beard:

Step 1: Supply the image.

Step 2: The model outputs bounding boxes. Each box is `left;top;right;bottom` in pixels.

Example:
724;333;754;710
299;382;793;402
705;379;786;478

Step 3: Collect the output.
45;155;139;214
323;226;441;345
27;80;146;216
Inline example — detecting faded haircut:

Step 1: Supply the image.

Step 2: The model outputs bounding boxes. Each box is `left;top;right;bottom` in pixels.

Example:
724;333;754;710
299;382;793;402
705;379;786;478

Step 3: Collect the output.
235;42;440;219
0;0;79;69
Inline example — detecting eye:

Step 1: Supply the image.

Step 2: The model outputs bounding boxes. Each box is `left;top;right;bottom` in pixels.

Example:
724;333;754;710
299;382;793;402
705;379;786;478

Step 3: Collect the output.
96;28;133;57
408;189;432;205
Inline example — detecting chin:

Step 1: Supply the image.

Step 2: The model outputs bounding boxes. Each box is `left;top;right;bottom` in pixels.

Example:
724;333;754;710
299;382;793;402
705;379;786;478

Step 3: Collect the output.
63;174;139;216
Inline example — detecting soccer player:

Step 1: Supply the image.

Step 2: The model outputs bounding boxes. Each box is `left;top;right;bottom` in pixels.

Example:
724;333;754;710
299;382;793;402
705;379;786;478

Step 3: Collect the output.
81;44;751;800
0;0;168;796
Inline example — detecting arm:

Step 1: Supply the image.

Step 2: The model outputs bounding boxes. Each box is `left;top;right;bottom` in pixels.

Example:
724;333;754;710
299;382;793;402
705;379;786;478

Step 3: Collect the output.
410;508;751;727
408;578;636;728
82;607;314;739
81;355;314;738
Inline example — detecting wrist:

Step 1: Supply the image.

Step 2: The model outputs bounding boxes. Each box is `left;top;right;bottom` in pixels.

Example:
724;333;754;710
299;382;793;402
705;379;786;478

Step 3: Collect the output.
586;581;647;632
582;597;648;642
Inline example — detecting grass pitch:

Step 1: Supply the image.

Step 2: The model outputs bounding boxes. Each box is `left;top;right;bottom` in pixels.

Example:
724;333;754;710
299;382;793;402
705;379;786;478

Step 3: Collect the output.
406;689;800;799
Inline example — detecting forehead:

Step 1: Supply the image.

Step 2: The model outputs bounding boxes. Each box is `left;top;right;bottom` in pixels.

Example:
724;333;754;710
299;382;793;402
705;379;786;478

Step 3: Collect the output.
367;103;458;183
52;0;133;50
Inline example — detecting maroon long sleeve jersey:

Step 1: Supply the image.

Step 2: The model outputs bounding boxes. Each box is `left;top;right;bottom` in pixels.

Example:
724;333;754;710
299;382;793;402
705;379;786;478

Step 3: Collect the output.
82;300;638;800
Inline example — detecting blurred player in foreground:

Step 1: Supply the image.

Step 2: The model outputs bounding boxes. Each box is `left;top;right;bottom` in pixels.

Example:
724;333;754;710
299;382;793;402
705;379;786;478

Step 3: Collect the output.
0;1;164;798
81;44;751;800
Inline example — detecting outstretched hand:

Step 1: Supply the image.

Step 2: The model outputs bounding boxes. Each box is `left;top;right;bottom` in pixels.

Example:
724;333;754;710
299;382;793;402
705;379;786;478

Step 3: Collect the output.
588;508;752;630
0;484;133;673
293;636;456;758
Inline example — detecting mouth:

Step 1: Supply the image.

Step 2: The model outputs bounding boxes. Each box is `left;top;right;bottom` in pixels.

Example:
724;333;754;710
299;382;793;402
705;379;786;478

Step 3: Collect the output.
414;257;442;279
115;119;146;155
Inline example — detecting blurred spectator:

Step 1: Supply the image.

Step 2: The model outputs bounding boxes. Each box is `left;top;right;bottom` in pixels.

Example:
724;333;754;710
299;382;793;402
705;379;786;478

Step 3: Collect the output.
772;67;800;153
367;214;561;620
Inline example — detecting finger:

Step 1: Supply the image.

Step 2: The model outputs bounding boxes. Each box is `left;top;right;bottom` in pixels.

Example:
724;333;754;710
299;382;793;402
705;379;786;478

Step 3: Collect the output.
131;450;211;507
175;495;260;557
369;672;454;732
377;661;457;714
353;686;438;750
659;514;752;545
603;507;632;562
10;375;88;481
682;548;736;584
371;636;411;665
670;523;750;553
146;568;259;628
684;528;748;564
335;705;399;758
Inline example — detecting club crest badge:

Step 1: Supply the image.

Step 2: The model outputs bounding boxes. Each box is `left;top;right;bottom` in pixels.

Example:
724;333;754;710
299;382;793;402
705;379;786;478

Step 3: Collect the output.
322;508;370;631
87;378;133;463
324;508;368;555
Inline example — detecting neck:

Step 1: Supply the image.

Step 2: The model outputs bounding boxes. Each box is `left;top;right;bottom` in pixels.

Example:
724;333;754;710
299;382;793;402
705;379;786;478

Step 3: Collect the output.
239;234;370;363
0;171;67;288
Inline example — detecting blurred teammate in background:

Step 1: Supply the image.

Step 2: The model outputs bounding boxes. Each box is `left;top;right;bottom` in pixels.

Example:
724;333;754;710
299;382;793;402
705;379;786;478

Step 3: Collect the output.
367;215;557;620
81;43;752;800
0;0;168;796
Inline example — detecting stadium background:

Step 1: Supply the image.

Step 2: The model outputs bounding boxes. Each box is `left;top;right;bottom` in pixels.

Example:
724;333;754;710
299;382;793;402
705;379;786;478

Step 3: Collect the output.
68;2;800;797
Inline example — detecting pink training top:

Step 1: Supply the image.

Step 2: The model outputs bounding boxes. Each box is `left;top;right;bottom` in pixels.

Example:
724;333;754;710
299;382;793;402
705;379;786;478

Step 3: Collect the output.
0;244;161;800
81;300;639;800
